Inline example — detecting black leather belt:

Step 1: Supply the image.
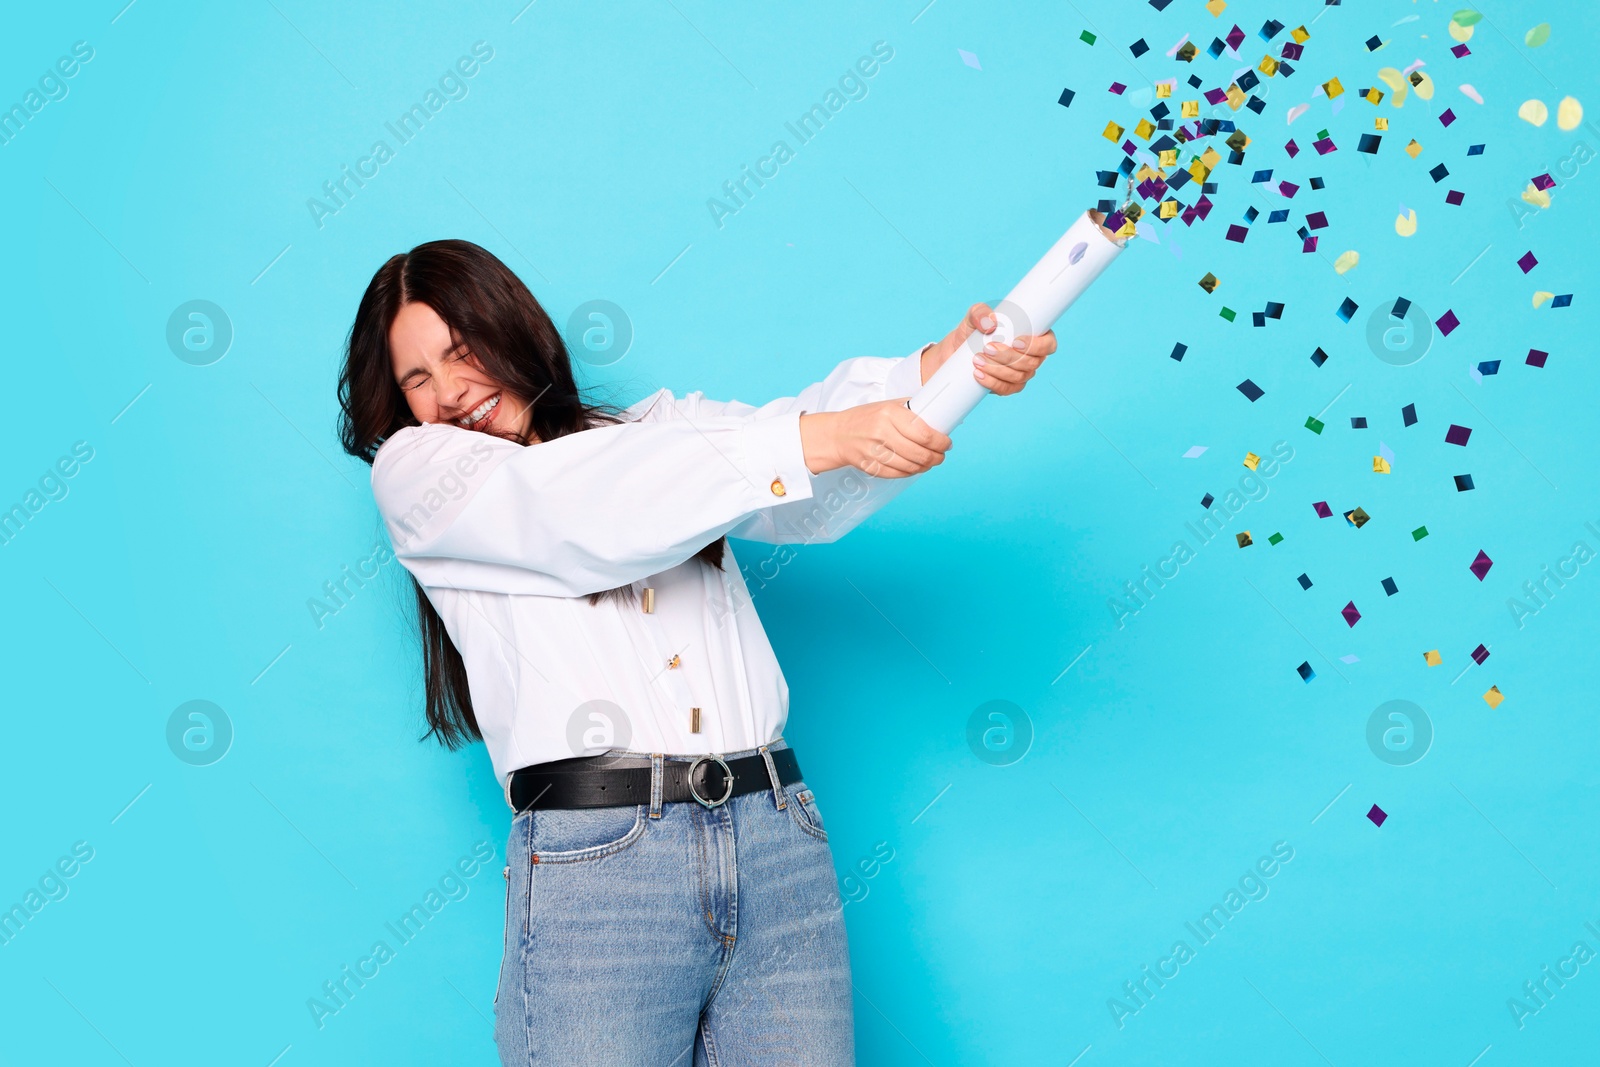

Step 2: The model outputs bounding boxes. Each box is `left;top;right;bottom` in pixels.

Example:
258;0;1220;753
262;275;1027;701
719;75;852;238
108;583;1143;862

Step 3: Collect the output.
508;748;802;813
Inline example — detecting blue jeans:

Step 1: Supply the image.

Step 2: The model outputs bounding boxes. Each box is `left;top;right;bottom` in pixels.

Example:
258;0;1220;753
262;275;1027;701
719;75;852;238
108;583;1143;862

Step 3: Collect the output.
493;740;855;1065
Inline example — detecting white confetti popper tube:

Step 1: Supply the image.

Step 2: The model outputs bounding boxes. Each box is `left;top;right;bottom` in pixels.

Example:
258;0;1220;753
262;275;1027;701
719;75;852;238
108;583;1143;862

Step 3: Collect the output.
907;208;1129;435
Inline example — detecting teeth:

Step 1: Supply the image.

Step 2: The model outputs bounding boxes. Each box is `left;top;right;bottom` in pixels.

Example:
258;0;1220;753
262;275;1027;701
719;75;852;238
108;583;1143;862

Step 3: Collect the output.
459;394;500;427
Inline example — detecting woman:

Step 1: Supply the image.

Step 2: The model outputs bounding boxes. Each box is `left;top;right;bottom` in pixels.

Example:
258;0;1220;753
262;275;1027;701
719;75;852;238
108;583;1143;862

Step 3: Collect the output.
336;239;1054;1065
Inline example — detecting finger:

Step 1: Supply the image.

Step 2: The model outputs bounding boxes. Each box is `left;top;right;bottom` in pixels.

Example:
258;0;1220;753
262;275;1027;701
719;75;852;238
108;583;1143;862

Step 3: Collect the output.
992;332;1055;359
887;436;947;471
974;356;1029;385
865;446;933;477
884;423;948;463
975;367;1029;396
857;440;926;477
977;342;1043;371
967;302;998;334
935;301;998;360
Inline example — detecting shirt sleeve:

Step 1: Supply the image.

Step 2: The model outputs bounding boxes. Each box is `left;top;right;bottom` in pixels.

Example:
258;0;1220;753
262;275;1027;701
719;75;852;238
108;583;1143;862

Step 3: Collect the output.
370;411;818;598
627;346;936;544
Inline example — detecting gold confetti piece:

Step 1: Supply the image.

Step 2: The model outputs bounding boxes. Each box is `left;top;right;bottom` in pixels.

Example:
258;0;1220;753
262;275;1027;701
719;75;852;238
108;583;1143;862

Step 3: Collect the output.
1260;55;1280;77
1236;531;1253;548
1291;25;1310;44
1376;117;1390;130
1533;291;1555;308
1396;209;1418;237
1558;96;1583;131
1205;0;1226;15
1159;199;1181;219
1134;118;1157;139
1518;99;1549;126
1448;19;1475;44
1525;23;1551;47
1373;456;1392;474
1405;139;1423;158
1156;82;1173;98
1322;77;1344;99
1483;685;1505;709
1377;68;1409;107
1225;84;1246;110
1363;87;1384;105
1423;649;1442;666
1158;148;1178;167
1335;250;1360;274
1460;84;1483;105
1181;99;1200;118
1199;271;1220;293
1242;452;1261;470
1410;71;1435;101
1522;182;1551;209
1103;121;1126;142
1200;147;1221;169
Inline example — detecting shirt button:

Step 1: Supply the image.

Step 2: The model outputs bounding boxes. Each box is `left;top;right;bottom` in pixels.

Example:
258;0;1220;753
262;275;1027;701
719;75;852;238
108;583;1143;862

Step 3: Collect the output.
770;478;787;497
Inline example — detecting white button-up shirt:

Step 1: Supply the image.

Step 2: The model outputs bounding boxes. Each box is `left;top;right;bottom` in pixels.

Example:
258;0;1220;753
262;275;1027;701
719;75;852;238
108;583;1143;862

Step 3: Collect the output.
370;344;932;786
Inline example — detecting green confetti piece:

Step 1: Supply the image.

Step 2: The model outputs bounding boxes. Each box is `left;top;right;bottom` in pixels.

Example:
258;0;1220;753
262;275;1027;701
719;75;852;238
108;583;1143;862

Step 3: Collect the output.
1412;525;1429;541
1080;30;1097;45
1452;9;1483;27
1268;532;1284;545
1525;23;1550;47
1220;306;1237;322
1305;416;1325;434
1317;128;1330;139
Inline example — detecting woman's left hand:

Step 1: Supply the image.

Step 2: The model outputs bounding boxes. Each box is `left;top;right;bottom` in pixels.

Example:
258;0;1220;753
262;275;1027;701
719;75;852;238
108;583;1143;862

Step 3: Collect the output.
920;302;1057;396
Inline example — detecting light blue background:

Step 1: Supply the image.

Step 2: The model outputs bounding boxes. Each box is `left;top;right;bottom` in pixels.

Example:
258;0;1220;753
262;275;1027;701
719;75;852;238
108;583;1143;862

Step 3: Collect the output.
2;1;1597;1063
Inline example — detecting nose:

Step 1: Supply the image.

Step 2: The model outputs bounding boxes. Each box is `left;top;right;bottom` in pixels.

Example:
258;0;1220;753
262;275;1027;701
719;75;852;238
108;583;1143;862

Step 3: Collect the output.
433;361;471;415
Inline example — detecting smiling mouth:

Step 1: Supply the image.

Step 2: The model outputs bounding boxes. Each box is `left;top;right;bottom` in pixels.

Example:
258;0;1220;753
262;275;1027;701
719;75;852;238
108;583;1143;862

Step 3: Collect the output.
457;393;501;429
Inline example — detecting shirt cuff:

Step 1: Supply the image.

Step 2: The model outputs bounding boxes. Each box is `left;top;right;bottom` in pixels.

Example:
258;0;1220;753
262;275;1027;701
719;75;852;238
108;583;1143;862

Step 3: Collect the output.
740;411;817;505
886;343;935;399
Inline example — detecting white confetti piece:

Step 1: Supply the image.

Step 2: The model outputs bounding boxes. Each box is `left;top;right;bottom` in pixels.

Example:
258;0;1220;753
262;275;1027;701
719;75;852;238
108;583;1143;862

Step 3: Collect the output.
957;48;981;69
1182;445;1209;459
1288;103;1310;123
1460;84;1483;104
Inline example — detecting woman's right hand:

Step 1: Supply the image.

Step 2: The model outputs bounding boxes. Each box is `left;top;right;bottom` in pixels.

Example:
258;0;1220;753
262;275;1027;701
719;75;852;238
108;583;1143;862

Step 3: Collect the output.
799;400;953;478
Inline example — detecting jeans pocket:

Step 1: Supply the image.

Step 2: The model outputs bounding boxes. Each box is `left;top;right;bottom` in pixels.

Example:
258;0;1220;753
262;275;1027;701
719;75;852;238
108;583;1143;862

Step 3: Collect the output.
787;783;829;843
529;804;647;863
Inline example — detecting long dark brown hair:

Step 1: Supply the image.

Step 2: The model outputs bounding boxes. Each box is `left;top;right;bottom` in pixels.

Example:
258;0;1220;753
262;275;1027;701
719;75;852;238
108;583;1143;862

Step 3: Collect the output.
337;239;726;749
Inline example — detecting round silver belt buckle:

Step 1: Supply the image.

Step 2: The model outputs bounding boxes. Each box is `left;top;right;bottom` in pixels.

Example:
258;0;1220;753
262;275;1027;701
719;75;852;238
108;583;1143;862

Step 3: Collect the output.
687;755;734;808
